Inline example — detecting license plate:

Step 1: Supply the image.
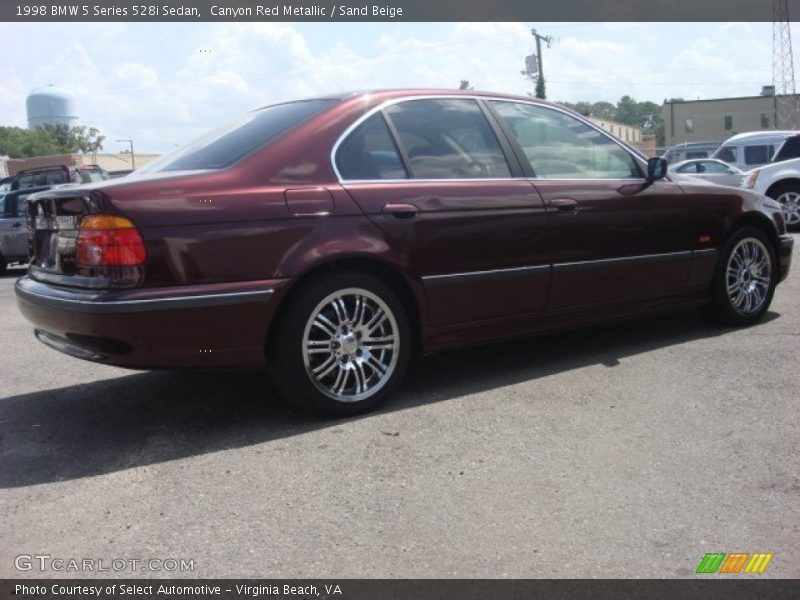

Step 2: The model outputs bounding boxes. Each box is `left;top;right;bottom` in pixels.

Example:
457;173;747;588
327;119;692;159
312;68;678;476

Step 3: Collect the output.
34;215;78;230
55;215;78;229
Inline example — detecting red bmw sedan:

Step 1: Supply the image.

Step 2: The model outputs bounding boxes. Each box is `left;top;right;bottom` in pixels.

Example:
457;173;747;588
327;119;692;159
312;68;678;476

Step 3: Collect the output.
15;90;794;415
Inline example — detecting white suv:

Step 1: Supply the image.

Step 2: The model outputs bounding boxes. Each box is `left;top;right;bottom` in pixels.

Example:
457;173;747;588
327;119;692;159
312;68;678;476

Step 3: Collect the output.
743;156;800;229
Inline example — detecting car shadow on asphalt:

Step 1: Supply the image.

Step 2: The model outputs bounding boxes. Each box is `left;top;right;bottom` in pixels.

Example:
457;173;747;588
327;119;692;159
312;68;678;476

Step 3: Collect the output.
0;308;779;488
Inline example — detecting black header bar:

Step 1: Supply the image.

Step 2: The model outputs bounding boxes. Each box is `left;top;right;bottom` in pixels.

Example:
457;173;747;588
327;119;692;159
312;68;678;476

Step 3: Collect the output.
4;579;800;600
2;0;797;22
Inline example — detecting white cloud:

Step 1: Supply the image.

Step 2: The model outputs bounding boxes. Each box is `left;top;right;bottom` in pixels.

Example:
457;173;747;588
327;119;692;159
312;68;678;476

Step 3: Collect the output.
0;22;780;152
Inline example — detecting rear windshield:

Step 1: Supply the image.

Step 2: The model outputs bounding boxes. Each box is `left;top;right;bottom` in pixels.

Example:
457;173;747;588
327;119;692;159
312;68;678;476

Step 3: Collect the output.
140;99;337;172
75;168;109;183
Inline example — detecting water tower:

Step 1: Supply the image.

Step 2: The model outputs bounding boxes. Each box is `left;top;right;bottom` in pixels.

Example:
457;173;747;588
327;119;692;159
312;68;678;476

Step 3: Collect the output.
26;85;78;129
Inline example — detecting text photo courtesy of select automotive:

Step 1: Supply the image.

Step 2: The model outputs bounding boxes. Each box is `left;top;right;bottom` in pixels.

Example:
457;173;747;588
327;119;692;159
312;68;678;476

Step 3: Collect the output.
0;7;799;586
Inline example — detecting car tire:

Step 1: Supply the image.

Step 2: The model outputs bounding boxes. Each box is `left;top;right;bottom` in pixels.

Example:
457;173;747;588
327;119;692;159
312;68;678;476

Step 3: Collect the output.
268;271;412;417
767;182;800;231
706;226;777;326
0;254;6;276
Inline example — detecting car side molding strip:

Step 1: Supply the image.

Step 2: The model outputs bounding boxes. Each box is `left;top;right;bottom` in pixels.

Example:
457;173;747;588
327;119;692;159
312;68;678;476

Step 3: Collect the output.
422;249;715;281
422;264;550;283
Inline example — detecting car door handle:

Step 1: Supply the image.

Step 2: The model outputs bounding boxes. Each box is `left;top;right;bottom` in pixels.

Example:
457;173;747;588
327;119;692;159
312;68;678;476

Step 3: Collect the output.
548;198;579;214
382;203;419;219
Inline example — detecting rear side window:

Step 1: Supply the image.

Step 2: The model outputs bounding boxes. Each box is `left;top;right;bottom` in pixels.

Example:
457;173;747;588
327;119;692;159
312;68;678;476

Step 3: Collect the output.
744;145;770;165
16;174;35;189
336;113;407;180
141;99;336;172
383;99;511;179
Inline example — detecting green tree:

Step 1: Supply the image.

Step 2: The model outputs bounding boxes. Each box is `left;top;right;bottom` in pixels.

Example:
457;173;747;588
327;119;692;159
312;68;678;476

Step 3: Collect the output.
0;126;62;158
590;101;616;120
615;95;639;125
562;101;592;116
556;96;667;146
40;123;105;154
71;125;105;154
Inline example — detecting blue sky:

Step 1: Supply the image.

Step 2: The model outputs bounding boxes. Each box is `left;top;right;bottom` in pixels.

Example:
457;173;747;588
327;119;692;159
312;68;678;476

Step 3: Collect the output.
0;21;795;153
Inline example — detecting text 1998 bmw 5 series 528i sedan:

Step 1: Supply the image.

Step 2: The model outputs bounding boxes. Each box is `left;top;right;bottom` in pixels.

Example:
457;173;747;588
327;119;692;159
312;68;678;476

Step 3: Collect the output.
15;90;794;415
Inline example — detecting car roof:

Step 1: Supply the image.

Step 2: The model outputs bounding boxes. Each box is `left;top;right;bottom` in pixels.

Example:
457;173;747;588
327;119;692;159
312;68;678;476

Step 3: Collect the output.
720;130;799;144
672;158;723;166
15;164;104;176
667;141;720;149
254;88;573;113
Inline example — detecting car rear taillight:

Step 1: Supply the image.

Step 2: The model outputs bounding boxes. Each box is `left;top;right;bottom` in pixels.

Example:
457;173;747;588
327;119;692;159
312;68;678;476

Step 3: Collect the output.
77;215;146;266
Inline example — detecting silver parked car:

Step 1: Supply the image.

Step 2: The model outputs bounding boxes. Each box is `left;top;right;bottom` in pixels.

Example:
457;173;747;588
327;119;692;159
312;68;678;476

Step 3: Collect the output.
668;158;745;187
710;130;799;170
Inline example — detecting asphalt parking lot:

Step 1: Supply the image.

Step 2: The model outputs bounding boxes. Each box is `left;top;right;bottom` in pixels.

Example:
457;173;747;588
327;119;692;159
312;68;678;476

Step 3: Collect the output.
1;238;798;579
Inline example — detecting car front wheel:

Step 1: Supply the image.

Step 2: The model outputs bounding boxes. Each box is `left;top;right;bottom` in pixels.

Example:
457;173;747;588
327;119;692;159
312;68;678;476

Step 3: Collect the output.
707;226;777;326
269;271;411;416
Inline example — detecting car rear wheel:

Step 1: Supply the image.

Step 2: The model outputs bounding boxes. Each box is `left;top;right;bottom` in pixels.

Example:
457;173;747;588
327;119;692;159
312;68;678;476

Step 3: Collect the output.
269;271;411;416
0;254;6;276
707;226;777;326
768;182;800;230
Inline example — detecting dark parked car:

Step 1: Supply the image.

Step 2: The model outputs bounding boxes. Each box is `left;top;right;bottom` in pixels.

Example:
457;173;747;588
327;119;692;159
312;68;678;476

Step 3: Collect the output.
13;164;109;189
15;90;794;415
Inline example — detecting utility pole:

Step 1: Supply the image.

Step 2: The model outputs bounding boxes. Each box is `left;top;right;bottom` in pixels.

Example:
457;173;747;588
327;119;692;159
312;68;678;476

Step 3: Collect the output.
773;0;799;128
116;139;135;169
532;29;553;100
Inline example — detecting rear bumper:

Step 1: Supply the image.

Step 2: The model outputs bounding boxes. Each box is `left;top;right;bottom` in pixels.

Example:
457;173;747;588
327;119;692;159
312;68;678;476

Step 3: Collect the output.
778;234;794;283
15;276;288;368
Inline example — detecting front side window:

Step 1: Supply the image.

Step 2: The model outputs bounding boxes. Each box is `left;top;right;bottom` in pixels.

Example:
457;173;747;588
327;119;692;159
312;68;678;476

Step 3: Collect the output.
490;101;642;179
676;163;698;173
383;99;511;179
685;151;708;159
336;113;407;180
744;145;770;165
2;194;24;218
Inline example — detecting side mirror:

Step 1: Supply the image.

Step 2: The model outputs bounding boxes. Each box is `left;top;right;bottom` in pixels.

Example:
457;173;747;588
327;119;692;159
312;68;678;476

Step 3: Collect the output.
646;157;668;181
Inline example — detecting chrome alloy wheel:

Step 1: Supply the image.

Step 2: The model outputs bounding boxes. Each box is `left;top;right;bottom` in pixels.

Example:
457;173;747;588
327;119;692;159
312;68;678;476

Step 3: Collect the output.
776;191;800;226
726;237;772;316
302;288;400;403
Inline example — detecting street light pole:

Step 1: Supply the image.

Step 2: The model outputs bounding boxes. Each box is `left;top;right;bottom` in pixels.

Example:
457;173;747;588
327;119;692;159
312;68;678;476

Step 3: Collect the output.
116;139;135;170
